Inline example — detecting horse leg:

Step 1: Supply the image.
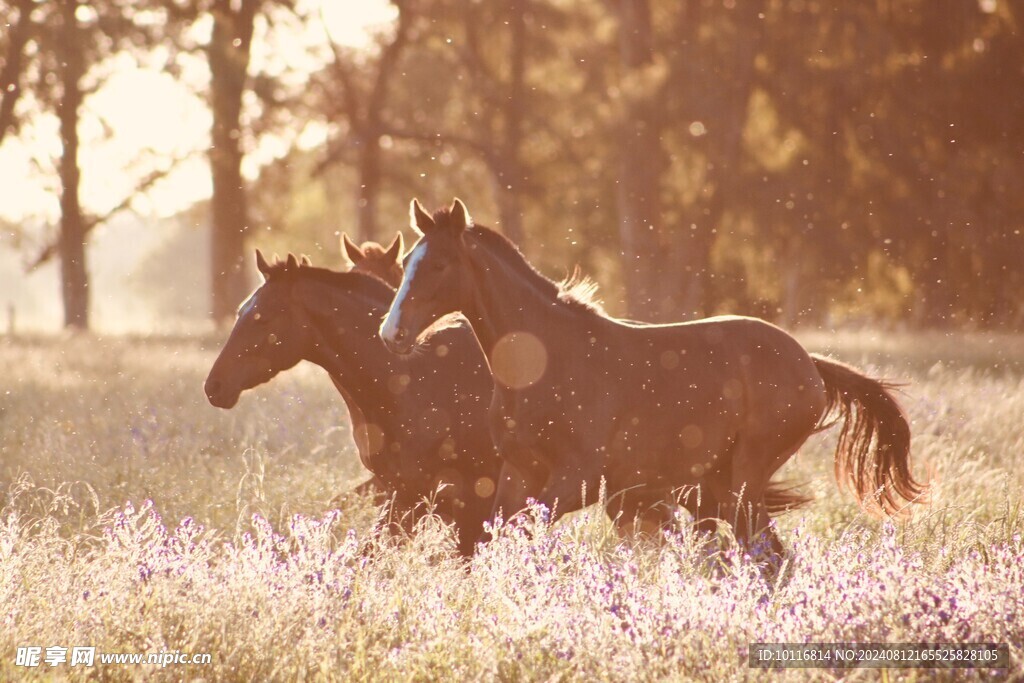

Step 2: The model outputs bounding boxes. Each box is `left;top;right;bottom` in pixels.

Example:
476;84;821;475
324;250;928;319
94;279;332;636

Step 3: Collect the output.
476;461;535;543
706;430;814;563
690;441;769;548
605;485;676;544
533;451;604;523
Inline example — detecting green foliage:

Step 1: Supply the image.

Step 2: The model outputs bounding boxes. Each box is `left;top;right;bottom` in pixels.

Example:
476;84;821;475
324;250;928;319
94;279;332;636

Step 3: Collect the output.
276;0;1024;325
4;1;1022;327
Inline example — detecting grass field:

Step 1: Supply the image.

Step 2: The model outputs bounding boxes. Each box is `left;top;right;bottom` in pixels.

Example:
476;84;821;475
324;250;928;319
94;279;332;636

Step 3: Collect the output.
1;330;1023;681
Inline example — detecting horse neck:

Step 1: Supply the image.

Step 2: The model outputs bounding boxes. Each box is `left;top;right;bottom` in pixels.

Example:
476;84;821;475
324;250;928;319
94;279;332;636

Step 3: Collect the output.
297;280;400;421
462;231;575;355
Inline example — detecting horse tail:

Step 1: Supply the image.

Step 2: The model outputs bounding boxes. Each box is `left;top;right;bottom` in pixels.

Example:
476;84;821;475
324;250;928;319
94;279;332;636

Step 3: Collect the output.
811;354;926;515
762;480;814;515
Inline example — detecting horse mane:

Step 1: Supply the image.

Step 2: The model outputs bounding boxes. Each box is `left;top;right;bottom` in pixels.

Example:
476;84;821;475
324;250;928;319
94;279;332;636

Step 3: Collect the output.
430;205;474;231
460;222;606;315
557;266;604;313
262;256;394;300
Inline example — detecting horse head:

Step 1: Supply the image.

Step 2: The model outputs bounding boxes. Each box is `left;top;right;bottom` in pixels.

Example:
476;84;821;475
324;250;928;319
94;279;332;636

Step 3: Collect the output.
204;250;315;408
343;232;404;289
380;198;474;355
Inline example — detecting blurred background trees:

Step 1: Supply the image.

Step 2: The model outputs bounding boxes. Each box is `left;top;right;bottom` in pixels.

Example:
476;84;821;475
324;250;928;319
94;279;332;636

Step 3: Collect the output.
1;0;1022;330
0;0;175;328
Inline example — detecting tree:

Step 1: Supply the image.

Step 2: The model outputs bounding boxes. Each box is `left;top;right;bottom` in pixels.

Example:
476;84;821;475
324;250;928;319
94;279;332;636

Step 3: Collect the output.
259;0;1024;329
316;0;414;243
154;0;302;324
665;0;766;320
448;0;534;244
313;0;554;246
56;0;88;329
0;0;36;146
613;0;665;320
2;0;171;329
760;0;1024;327
207;0;262;323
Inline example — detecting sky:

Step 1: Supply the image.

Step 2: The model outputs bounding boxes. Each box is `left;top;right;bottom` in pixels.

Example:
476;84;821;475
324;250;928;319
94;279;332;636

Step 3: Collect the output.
0;0;396;225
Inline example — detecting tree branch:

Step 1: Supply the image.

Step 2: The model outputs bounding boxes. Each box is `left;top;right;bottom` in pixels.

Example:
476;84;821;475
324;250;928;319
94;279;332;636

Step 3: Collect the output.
383;123;499;168
314;1;416;176
27;154;193;272
365;0;414;128
320;10;362;125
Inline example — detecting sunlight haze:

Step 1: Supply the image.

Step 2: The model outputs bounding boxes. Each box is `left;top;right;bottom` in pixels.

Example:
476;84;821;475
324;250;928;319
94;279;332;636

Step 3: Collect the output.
0;0;393;224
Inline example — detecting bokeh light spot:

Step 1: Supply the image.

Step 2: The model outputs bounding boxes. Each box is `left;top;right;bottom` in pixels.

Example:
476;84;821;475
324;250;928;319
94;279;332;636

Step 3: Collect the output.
490;331;548;390
474;476;496;498
679;425;703;449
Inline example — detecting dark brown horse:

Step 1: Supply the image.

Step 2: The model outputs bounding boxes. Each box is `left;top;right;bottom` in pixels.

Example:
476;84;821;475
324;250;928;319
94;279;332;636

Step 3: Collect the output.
380;199;927;551
205;250;499;556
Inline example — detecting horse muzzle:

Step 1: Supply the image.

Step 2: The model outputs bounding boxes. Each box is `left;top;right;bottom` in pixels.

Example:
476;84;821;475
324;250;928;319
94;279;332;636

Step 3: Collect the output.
204;377;240;409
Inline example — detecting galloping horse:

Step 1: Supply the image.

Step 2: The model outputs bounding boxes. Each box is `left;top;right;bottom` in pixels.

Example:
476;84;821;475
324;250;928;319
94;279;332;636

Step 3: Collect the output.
380;199;926;551
204;249;499;556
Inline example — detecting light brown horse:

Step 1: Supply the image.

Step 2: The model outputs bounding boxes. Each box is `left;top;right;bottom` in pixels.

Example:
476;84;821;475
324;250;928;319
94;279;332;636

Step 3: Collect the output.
205;249;499;556
380;199;927;552
343;233;404;288
333;233;406;503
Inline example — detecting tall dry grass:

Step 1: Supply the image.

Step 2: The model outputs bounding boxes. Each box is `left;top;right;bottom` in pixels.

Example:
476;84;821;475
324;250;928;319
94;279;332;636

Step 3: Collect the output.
1;331;1022;681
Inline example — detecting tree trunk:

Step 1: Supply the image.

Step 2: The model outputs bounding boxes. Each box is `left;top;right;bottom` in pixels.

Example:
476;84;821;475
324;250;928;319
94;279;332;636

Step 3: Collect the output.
208;0;258;324
494;170;525;245
355;132;381;242
58;0;88;330
353;2;413;244
673;0;764;320
672;220;713;320
779;240;803;328
616;0;665;320
494;0;527;245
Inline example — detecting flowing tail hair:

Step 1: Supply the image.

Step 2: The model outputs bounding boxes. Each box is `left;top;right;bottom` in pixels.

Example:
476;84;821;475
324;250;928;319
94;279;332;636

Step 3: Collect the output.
812;354;927;515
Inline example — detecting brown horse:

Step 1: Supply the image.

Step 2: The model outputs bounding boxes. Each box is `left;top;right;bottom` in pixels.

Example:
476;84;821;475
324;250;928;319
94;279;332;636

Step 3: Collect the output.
343;233;404;288
333;233;406;503
205;250;499;556
380;199;926;551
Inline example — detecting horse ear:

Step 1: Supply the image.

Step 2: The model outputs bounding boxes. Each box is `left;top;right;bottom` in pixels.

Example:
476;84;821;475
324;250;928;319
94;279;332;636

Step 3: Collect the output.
449;198;472;232
341;233;365;264
384;232;403;262
410;198;435;235
255;249;271;279
300;254;312;266
286;253;299;269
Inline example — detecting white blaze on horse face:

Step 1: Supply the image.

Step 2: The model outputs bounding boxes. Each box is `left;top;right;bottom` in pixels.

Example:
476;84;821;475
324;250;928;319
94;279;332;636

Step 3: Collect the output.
237;289;259;319
382;241;427;342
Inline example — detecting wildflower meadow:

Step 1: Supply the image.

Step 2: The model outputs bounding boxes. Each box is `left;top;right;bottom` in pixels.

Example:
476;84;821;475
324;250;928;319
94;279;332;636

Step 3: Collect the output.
2;330;1022;681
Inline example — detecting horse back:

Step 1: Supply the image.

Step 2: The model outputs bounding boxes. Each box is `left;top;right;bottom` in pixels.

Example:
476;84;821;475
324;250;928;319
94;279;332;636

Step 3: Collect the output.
608;315;825;423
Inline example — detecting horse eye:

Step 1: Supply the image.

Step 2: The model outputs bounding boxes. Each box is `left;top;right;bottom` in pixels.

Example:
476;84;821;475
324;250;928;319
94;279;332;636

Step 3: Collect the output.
267;333;278;345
